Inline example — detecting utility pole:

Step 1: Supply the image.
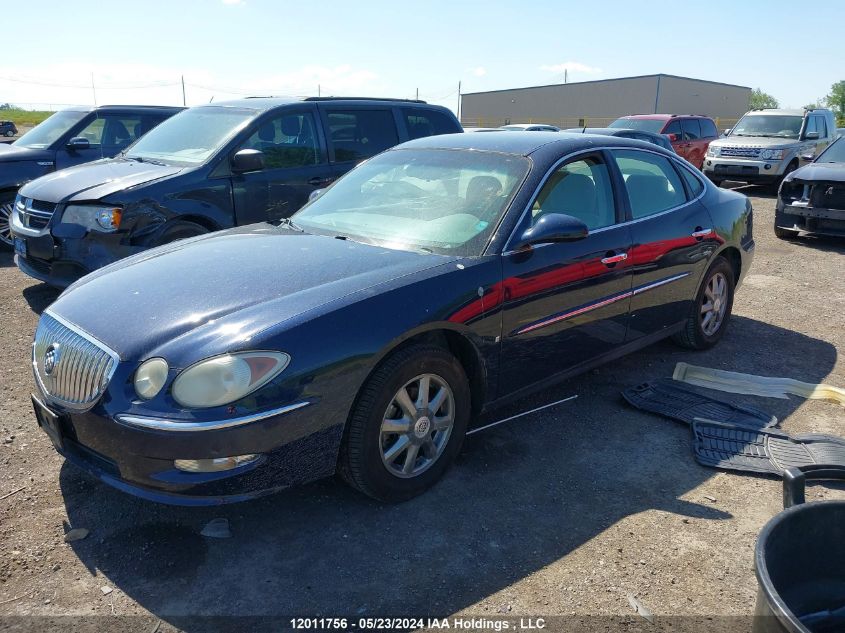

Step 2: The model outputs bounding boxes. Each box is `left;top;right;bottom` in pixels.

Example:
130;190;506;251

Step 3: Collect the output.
457;80;461;120
416;87;419;100
318;84;321;97
564;69;568;84
181;75;186;106
91;72;97;106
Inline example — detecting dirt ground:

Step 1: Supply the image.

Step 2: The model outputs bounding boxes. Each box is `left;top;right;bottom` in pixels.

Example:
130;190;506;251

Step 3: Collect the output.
0;188;843;632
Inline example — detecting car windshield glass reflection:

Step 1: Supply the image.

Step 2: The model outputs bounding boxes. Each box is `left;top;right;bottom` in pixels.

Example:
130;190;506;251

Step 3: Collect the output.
124;107;256;165
293;149;530;256
13;110;88;149
608;119;665;133
816;138;845;163
730;115;803;139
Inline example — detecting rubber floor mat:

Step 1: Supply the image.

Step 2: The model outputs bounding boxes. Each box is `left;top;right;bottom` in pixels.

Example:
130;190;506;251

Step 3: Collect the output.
622;379;777;429
692;419;845;475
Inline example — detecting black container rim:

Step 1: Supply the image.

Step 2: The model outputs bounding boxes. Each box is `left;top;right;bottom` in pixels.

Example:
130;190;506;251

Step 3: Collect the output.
754;499;845;633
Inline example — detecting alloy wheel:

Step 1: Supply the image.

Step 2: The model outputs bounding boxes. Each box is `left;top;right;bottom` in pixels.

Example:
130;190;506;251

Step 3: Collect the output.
379;373;455;478
0;199;13;247
700;271;728;336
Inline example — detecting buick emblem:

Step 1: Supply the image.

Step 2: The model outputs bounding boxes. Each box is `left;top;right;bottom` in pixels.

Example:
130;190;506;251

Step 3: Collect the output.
44;344;60;376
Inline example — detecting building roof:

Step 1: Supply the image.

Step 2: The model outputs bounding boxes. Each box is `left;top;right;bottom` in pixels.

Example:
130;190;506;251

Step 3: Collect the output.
462;73;752;97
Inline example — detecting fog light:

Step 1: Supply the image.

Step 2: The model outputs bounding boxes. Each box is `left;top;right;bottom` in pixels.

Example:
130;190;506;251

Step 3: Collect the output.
764;164;772;170
174;454;260;473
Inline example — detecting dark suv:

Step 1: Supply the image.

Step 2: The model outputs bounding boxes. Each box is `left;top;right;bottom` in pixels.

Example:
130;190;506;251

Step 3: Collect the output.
0;121;18;137
11;97;462;287
1;105;181;249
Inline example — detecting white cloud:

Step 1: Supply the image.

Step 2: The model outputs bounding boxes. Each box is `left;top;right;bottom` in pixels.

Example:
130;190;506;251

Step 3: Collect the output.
470;67;487;77
539;61;603;75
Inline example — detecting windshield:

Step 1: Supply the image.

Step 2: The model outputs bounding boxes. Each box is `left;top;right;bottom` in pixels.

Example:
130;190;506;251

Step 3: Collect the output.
13;110;88;149
292;148;530;256
125;106;256;165
608;118;665;133
816;137;845;163
730;114;803;139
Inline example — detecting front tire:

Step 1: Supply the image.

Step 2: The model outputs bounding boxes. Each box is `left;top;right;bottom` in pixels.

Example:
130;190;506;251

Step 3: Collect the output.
673;257;735;350
338;344;470;502
151;220;209;246
774;224;800;240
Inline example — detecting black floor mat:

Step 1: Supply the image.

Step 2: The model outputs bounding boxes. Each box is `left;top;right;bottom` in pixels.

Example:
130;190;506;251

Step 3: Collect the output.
622;379;777;429
692;419;845;475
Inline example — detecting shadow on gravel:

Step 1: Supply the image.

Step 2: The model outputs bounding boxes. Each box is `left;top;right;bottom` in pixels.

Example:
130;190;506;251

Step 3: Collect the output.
0;249;15;268
726;183;776;199
781;233;845;255
22;283;60;315
57;315;836;626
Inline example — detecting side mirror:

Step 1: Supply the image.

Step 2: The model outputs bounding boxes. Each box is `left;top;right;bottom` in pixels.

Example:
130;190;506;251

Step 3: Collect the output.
800;153;815;162
231;149;265;173
666;133;680;143
723;128;732;137
308;188;325;202
513;213;588;250
803;131;820;140
66;137;90;151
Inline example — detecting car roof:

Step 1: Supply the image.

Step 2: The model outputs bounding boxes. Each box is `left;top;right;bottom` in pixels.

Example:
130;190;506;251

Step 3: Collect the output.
194;96;438;112
55;105;183;114
619;114;710;120
749;109;805;116
399;130;660;156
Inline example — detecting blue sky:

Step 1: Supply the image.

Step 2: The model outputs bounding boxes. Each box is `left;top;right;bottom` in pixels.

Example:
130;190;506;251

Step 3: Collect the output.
1;0;842;112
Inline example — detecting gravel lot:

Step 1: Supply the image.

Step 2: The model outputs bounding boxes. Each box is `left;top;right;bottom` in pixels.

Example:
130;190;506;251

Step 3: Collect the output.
0;188;843;631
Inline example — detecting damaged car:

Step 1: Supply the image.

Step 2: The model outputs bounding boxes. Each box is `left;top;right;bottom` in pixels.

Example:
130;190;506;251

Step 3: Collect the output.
28;133;753;505
775;136;845;239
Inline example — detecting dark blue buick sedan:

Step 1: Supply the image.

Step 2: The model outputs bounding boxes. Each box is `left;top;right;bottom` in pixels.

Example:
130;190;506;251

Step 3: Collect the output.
30;133;754;504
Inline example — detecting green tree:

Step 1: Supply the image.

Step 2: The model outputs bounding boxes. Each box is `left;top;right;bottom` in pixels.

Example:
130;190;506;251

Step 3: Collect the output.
749;88;779;109
826;81;845;123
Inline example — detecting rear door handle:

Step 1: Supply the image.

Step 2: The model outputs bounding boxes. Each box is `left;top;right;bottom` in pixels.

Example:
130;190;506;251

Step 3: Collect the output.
308;176;332;186
601;252;628;265
691;227;712;239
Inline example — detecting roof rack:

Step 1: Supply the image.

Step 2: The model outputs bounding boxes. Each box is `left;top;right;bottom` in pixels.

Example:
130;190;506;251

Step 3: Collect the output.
303;96;427;103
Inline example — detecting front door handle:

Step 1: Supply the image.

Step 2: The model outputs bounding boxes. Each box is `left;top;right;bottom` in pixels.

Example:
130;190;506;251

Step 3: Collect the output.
601;252;628;266
691;227;712;240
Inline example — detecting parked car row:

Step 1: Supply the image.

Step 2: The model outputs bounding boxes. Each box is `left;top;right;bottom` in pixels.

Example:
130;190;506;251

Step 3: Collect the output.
0;120;18;137
8;97;461;286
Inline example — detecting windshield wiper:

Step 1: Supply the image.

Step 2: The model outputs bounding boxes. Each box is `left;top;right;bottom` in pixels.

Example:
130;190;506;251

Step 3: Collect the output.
125;155;167;166
276;217;303;232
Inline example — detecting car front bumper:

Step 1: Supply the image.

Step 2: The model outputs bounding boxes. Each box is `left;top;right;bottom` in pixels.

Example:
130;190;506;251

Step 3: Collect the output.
32;391;344;505
703;157;791;183
775;200;845;236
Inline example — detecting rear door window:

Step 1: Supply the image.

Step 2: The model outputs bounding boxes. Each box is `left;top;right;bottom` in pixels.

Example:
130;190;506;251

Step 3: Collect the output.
611;149;687;219
403;109;458;138
663;120;682;137
326;109;399;162
681;119;701;141
699;118;718;138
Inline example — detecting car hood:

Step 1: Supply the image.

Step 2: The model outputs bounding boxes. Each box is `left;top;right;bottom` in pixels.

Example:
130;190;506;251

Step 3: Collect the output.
19;158;183;203
712;136;802;149
789;161;845;183
49;226;458;361
0;144;51;162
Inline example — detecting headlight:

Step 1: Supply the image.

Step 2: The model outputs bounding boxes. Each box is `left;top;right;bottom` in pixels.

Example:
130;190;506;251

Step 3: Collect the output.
707;145;721;157
62;204;122;232
172;351;290;409
134;357;169;400
760;149;784;160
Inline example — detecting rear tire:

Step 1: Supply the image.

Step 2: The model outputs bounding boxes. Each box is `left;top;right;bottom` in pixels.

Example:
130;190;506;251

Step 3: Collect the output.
151;220;209;246
672;257;735;350
0;193;14;249
338;344;470;502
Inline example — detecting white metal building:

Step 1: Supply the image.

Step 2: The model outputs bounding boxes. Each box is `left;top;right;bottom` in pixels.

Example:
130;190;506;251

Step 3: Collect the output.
460;74;751;129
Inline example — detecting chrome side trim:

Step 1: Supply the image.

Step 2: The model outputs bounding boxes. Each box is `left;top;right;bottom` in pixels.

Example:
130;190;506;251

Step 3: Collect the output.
115;401;313;432
513;271;691;336
631;272;690;295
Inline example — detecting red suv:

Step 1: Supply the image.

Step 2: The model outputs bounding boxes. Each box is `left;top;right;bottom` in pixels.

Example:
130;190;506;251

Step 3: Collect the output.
608;114;719;169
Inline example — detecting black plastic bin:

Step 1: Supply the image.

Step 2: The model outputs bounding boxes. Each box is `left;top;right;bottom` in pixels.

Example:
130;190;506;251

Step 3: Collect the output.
754;465;845;633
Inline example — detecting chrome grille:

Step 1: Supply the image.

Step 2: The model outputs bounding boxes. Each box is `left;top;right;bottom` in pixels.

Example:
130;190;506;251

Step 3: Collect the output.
32;312;119;410
720;146;762;159
17;198;57;230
